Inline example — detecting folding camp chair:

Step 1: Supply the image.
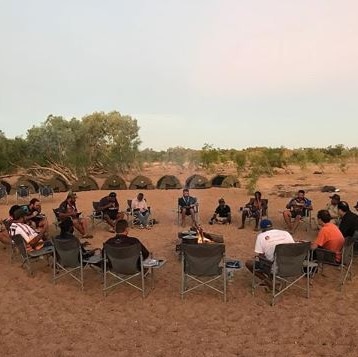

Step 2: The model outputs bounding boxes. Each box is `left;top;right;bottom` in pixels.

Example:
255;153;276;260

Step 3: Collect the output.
181;243;227;302
0;185;8;204
39;185;54;199
12;234;53;276
315;235;356;290
177;198;199;226
16;185;30;202
103;242;152;297
246;199;269;226
127;199;153;228
252;242;312;305
90;201;106;228
53;237;102;290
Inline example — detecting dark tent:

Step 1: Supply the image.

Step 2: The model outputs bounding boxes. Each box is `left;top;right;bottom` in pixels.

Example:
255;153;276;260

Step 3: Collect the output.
156;175;182;189
44;176;70;193
14;176;40;194
101;175;127;190
185;175;211;189
72;176;99;192
129;175;154;190
211;175;240;188
0;180;11;194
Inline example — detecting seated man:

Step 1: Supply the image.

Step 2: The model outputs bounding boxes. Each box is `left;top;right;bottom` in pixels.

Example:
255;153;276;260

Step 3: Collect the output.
239;191;267;231
310;210;344;263
325;194;340;225
98;192;124;231
104;219;149;268
57;192;93;239
9;208;50;251
25;198;49;237
337;201;358;238
209;198;231;225
178;188;198;227
245;219;294;284
283;189;313;233
131;192;151;229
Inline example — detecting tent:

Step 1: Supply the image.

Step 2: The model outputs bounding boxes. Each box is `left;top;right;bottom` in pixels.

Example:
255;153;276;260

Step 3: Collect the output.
44;176;70;193
101;175;127;190
185;174;211;189
72;176;99;192
129;175;154;190
14;176;40;194
0;180;11;194
156;175;182;189
211;175;240;188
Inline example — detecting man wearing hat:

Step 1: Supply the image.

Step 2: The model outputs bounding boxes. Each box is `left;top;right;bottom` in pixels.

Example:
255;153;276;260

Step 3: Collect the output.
245;219;294;282
57;191;93;238
325;194;340;225
98;192;124;232
337;201;358;238
209;198;231;225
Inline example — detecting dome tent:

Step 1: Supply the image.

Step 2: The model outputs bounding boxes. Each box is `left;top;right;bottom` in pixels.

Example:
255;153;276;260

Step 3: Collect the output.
71;176;99;192
156;175;182;189
44;176;70;193
211;175;240;188
101;175;127;190
14;176;40;194
129;175;154;190
185;174;211;189
0;180;11;194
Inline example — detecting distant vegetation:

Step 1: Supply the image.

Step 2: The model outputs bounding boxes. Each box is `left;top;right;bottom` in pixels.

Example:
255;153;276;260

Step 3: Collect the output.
0;112;357;188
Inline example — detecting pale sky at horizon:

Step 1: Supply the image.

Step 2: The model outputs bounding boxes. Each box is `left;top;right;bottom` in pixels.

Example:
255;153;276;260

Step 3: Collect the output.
0;0;357;150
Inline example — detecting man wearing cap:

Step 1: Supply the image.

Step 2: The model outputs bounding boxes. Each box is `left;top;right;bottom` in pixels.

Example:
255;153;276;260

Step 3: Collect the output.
325;194;340;225
58;192;93;239
98;192;124;232
209;198;231;225
337;201;358;238
245;219;294;282
9;208;49;251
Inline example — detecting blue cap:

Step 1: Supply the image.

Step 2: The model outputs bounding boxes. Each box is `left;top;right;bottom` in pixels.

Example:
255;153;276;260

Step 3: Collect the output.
260;219;273;230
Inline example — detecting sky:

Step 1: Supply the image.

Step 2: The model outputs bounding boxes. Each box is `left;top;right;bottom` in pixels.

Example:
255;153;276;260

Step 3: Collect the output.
0;0;357;150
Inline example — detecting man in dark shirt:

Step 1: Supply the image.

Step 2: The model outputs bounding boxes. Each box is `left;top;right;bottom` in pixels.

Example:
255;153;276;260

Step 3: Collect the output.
178;189;198;227
104;219;149;264
98;192;124;231
338;201;358;238
209;198;231;225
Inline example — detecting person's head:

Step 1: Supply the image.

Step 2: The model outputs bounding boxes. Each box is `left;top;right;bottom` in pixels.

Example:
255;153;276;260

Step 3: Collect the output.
317;209;331;224
29;198;41;211
9;205;20;218
59;217;74;234
137;192;144;201
329;194;340;205
254;191;262;199
337;201;350;216
183;188;189;197
66;191;77;204
260;219;273;232
115;219;129;234
218;198;225;206
108;192;117;202
13;208;27;222
297;190;305;199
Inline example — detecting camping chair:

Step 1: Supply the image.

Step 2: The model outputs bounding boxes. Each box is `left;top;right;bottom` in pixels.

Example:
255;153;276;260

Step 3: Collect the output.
181;243;227;302
12;234;53;276
39;185;54;199
16;185;30;202
252;242;311;306
0;185;8;204
53;237;102;290
246;199;269;226
315;234;356;290
90;201;106;228
127;199;153;228
103;242;152;297
177;198;200;226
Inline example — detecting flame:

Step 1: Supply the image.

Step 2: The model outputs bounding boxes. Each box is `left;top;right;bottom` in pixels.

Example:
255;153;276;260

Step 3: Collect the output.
196;225;211;244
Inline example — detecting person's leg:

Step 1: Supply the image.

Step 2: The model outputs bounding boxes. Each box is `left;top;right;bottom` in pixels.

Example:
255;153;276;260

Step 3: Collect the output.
292;215;301;232
245;260;269;282
239;210;248;229
181;209;186;227
283;210;293;230
72;219;85;235
189;208;196;225
0;230;10;245
254;213;260;231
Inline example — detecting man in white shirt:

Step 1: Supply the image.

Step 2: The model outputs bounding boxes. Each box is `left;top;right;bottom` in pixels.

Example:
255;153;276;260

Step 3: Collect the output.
9;208;48;251
131;193;151;229
245;219;295;282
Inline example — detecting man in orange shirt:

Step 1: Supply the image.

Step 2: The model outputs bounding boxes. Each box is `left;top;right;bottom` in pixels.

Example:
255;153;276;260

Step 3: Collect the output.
311;209;344;263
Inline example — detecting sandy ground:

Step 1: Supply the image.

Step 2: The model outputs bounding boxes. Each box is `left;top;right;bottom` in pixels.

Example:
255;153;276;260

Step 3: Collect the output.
1;164;358;356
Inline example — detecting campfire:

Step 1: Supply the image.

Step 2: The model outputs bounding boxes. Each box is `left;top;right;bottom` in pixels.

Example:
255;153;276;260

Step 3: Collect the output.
195;224;213;244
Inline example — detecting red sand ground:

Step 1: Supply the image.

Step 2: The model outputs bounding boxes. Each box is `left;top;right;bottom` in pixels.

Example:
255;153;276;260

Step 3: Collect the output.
1;164;358;356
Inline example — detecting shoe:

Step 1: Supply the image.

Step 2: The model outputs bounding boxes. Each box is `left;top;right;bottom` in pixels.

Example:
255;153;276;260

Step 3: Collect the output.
139;224;144;229
145;225;151;230
254;227;259;232
209;221;213;225
238;226;245;229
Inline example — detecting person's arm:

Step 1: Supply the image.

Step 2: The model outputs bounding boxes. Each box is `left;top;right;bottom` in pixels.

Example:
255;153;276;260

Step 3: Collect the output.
140;243;150;260
286;199;294;210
